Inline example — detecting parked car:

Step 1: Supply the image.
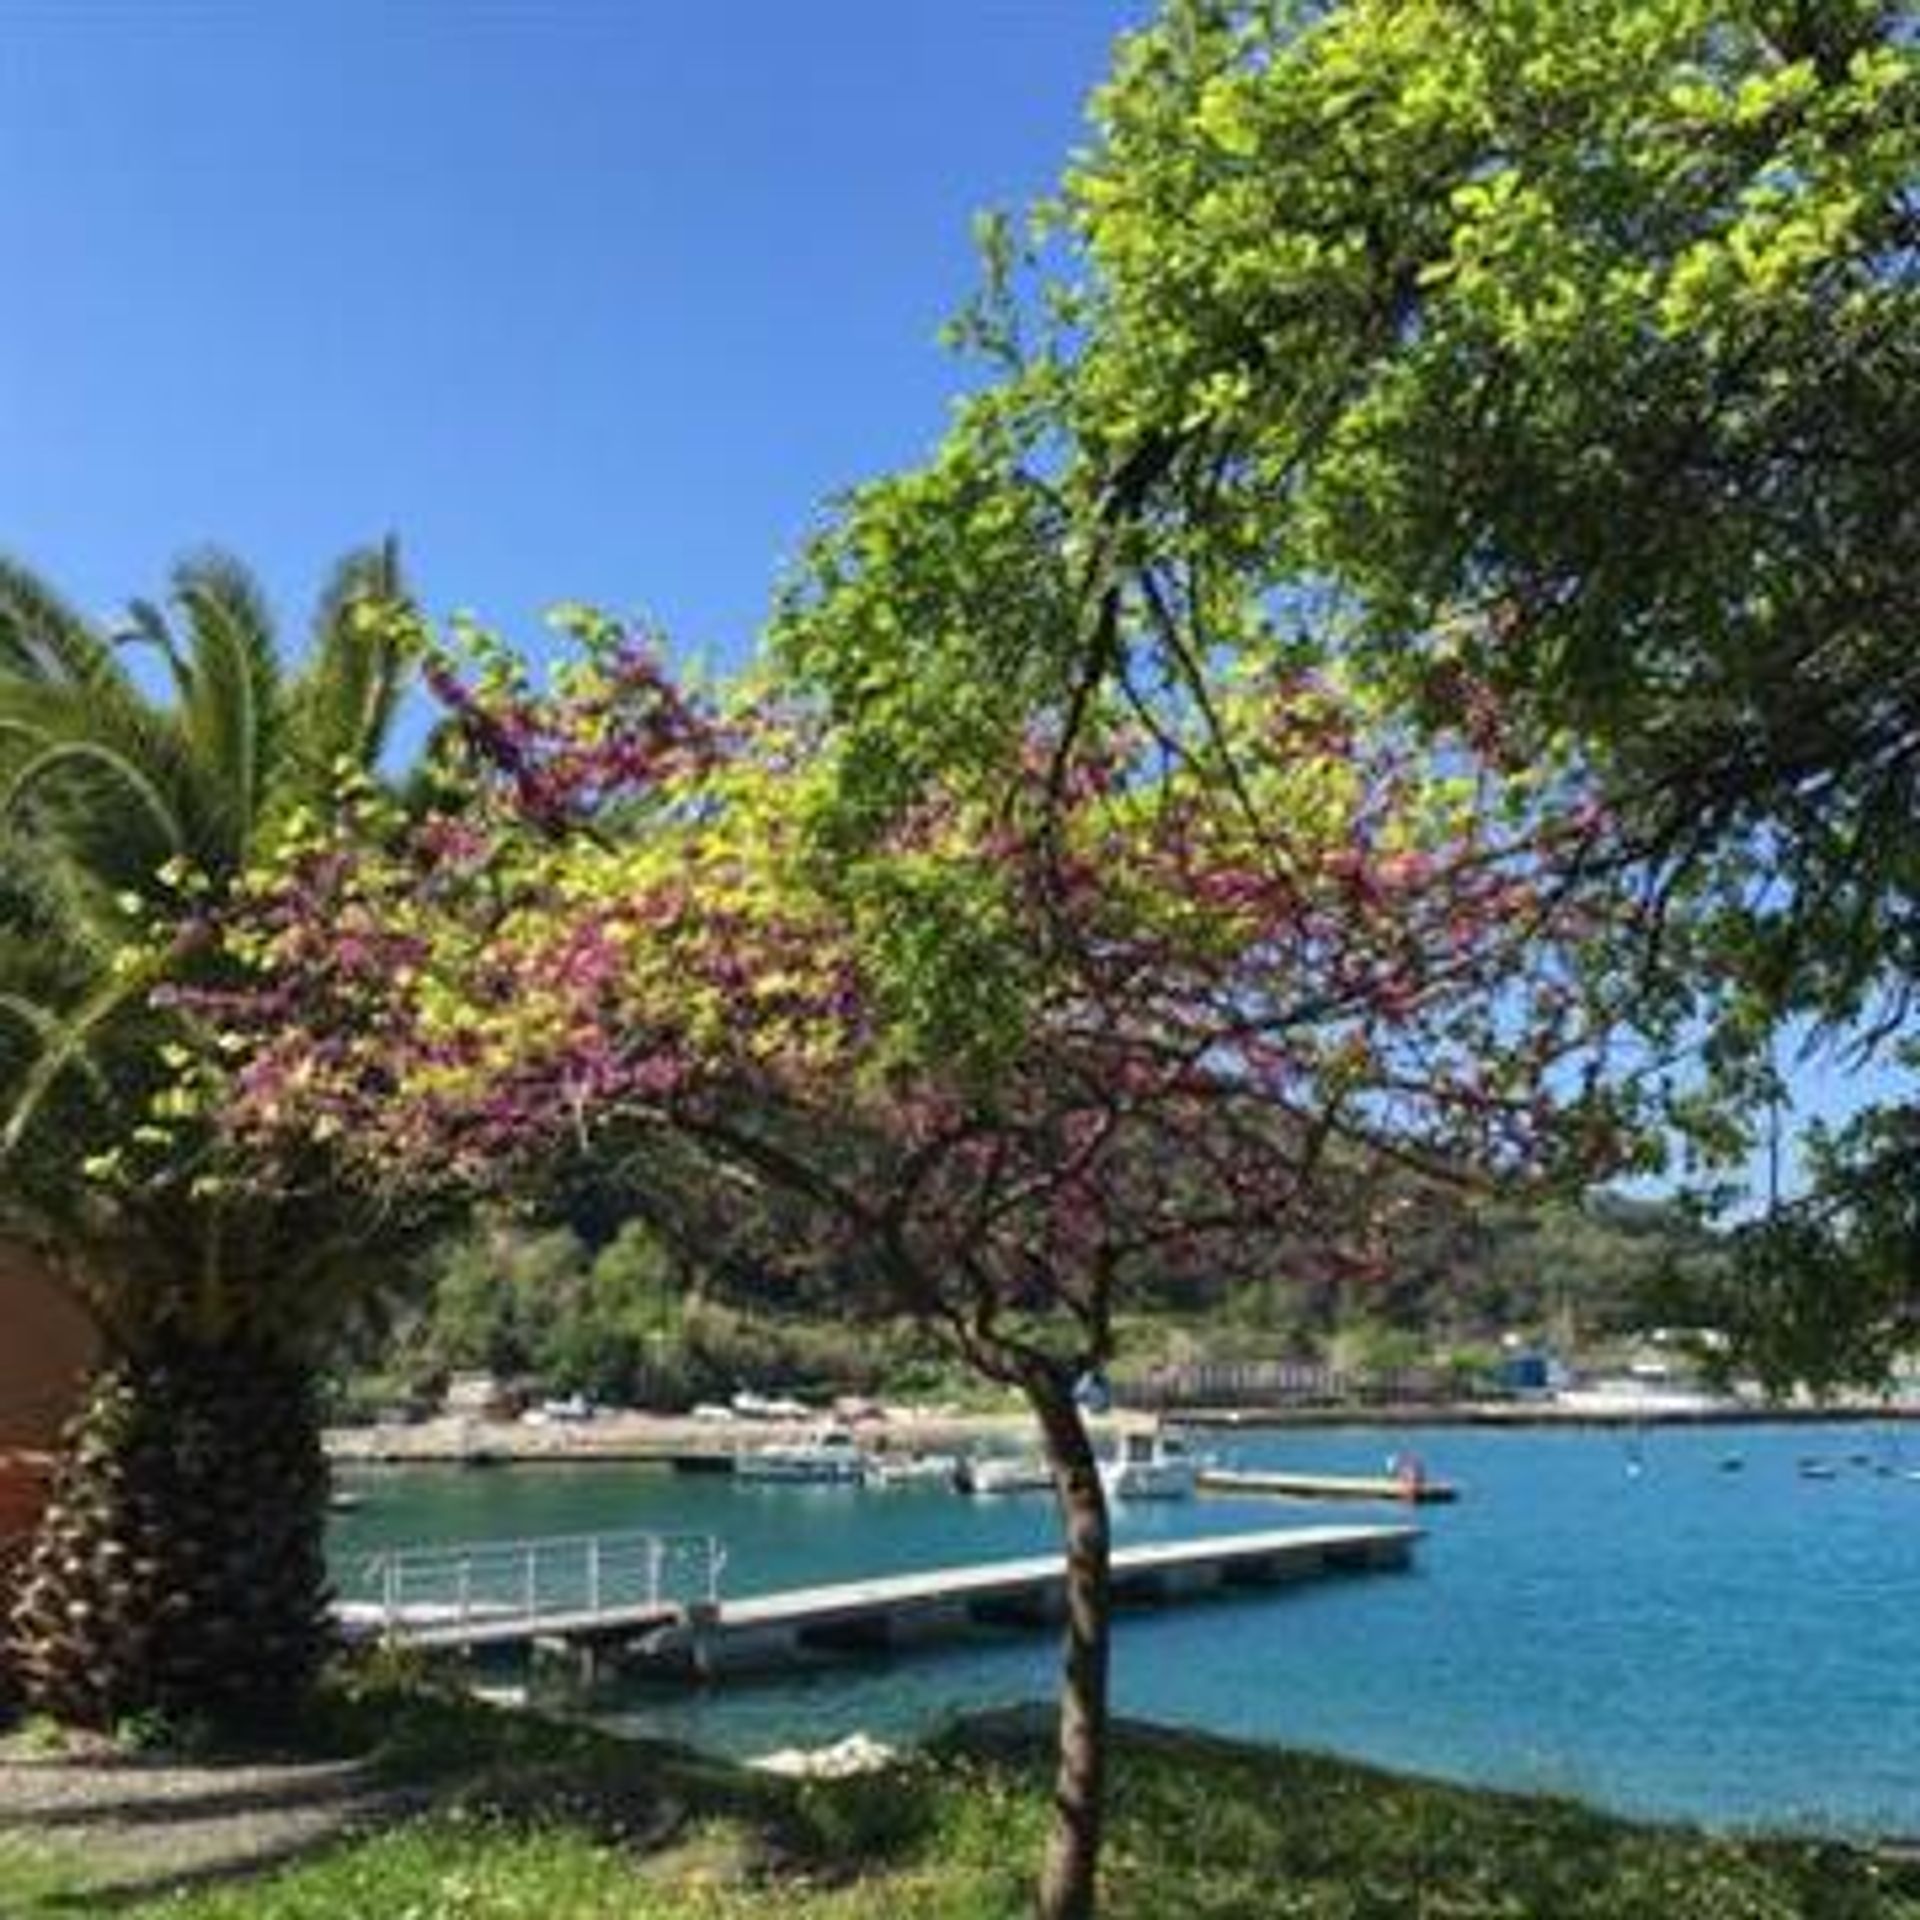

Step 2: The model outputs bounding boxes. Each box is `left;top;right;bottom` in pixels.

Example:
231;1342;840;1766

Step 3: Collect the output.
731;1390;811;1422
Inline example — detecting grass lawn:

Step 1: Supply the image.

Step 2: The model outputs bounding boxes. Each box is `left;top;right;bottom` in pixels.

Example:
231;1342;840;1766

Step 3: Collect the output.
2;1689;1917;1918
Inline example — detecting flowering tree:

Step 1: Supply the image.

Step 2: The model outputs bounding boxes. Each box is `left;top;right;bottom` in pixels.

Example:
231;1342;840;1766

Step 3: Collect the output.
169;610;1633;1917
792;0;1917;1385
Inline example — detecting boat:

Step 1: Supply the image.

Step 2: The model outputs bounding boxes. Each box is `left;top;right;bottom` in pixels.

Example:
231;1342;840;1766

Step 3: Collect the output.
865;1450;961;1487
328;1488;367;1514
954;1453;1052;1496
1101;1428;1198;1501
1553;1377;1734;1417
1798;1457;1840;1481
731;1389;812;1422
734;1424;867;1485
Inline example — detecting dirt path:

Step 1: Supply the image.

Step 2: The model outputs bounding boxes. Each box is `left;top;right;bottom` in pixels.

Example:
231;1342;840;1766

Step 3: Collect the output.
0;1748;424;1903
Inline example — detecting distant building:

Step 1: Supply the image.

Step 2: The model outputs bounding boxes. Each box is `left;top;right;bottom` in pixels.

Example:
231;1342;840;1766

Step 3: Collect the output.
1493;1348;1566;1398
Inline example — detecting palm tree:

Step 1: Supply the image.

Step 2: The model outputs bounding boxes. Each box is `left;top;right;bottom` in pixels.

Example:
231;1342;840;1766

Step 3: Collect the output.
0;545;422;1726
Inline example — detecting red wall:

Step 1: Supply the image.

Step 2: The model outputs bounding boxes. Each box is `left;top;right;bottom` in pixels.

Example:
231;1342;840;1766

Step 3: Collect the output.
0;1245;98;1450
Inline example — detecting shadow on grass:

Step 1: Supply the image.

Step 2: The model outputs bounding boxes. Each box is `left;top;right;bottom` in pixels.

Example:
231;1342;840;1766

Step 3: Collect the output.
13;1690;1920;1919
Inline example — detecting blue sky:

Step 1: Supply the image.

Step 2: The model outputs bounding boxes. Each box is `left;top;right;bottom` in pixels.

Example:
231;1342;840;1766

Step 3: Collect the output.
2;0;1138;664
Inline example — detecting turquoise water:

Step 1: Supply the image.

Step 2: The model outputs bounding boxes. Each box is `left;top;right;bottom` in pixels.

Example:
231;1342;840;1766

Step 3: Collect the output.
331;1421;1920;1837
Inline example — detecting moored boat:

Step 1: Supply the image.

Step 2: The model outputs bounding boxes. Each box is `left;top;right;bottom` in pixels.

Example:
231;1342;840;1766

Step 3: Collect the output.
1101;1428;1198;1501
954;1453;1052;1496
865;1450;961;1487
735;1424;868;1485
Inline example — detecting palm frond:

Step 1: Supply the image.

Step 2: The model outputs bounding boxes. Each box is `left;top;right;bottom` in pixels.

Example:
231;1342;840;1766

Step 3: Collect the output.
1;739;190;861
282;537;414;804
172;551;283;866
311;535;404;645
0;557;119;686
117;597;196;706
0;989;115;1111
0;947;166;1165
0;830;139;992
0;679;199;901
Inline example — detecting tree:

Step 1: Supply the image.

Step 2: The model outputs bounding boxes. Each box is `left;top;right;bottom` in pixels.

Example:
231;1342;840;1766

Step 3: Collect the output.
779;0;1918;1385
1088;0;1920;1366
403;1215;688;1403
1008;0;1915;894
0;547;424;1725
182;618;1631;1916
1646;1105;1920;1396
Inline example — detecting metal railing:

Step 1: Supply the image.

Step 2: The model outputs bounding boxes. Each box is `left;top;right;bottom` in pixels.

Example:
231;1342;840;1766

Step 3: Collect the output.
344;1527;726;1637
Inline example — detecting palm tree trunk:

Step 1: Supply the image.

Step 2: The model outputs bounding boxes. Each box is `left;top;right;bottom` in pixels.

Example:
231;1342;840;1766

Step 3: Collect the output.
6;1335;331;1728
1024;1363;1112;1920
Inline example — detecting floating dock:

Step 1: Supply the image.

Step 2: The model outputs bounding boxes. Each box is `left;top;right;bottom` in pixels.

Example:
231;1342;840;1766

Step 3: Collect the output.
1198;1468;1459;1505
339;1528;722;1654
340;1523;1420;1679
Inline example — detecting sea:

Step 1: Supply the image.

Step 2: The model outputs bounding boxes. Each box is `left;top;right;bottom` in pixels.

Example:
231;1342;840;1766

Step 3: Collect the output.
329;1419;1920;1838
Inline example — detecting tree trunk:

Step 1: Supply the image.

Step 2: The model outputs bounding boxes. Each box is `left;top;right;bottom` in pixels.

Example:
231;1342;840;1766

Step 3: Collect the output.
0;1451;53;1709
1024;1365;1112;1920
5;1336;331;1728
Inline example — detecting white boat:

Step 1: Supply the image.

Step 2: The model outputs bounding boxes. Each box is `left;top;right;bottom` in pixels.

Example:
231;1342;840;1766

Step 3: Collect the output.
734;1424;868;1485
731;1389;813;1422
1101;1429;1197;1501
1552;1373;1733;1417
865;1450;961;1487
955;1453;1053;1496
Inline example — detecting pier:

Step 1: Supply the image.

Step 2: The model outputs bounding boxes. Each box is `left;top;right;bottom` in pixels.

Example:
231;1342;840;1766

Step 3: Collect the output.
338;1527;726;1652
1198;1468;1459;1505
339;1523;1419;1679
